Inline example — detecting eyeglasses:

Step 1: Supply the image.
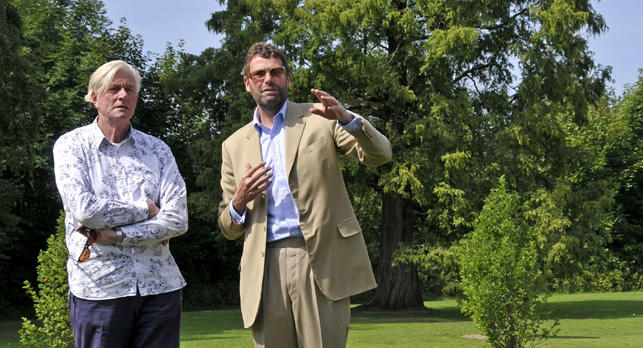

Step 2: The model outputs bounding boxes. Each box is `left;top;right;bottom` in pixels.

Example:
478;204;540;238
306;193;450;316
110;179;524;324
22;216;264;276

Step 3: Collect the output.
77;227;97;262
248;67;287;82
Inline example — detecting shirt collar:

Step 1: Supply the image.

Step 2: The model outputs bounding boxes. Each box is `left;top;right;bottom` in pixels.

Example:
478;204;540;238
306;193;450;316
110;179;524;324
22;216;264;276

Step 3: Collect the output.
252;100;288;134
89;117;136;150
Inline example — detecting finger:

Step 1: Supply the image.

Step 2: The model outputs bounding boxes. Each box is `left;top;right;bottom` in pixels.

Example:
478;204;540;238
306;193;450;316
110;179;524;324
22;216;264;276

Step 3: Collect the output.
311;89;333;106
248;165;272;184
310;107;338;120
311;88;329;99
250;172;273;190
320;94;337;105
309;107;324;115
253;180;272;194
244;161;267;178
247;173;273;194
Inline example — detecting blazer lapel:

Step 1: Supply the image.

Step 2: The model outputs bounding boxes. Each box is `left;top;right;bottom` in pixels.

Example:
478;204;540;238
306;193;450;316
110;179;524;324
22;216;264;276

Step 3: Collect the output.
244;124;263;165
285;102;306;177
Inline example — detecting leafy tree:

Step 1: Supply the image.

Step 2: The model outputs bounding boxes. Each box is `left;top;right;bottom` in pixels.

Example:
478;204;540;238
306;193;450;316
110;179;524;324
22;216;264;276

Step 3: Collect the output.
4;0;150;312
460;178;558;348
607;73;643;275
0;0;45;316
566;72;643;289
206;0;610;309
20;212;73;348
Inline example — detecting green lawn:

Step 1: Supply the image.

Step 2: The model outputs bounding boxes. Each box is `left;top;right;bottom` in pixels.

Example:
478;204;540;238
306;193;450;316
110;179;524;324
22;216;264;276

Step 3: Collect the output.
3;291;642;347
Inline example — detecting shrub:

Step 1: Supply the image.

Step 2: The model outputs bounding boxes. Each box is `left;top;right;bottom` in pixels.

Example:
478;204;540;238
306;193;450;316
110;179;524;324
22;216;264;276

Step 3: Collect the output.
459;178;558;348
20;212;73;347
551;248;643;293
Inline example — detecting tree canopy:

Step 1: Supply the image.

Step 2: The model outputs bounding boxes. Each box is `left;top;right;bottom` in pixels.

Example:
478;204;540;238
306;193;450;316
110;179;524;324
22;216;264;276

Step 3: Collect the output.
3;0;642;319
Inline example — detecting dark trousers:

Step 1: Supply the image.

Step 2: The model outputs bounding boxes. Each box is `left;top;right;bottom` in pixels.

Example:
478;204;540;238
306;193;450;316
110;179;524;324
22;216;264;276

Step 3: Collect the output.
69;289;182;348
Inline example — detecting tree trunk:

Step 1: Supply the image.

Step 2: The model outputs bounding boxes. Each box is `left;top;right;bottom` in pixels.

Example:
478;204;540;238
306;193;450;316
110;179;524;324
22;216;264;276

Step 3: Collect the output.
365;192;424;310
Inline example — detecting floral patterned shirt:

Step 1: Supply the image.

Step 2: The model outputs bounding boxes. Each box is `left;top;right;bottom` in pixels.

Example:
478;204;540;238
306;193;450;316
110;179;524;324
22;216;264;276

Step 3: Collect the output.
53;119;188;300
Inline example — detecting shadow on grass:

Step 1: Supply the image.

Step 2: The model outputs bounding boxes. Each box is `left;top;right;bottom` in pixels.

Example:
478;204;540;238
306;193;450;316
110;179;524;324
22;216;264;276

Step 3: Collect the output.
546;300;643;320
353;295;643;324
549;335;600;340
351;305;469;324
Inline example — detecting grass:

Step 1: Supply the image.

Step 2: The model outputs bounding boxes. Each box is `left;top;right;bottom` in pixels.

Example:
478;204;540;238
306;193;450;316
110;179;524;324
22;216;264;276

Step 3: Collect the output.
2;291;642;347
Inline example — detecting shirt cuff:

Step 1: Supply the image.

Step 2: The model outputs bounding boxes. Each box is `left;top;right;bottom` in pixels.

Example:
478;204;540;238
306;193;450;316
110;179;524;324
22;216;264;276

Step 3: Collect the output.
68;231;88;262
229;200;246;225
337;112;363;131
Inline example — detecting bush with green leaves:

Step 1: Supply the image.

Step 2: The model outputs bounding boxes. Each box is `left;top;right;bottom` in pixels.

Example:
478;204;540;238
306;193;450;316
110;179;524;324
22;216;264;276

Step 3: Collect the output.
459;178;558;348
20;212;73;347
551;247;643;293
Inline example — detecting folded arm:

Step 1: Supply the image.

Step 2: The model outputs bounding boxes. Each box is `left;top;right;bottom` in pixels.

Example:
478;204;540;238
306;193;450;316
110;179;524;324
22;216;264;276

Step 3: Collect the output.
53;139;149;230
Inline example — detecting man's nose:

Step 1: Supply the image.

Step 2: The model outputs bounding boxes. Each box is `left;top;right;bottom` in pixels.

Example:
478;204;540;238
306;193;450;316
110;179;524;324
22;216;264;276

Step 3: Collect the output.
263;72;274;83
116;88;129;98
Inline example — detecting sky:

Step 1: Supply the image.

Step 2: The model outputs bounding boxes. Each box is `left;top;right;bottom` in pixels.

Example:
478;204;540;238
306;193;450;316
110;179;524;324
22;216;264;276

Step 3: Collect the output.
103;0;642;95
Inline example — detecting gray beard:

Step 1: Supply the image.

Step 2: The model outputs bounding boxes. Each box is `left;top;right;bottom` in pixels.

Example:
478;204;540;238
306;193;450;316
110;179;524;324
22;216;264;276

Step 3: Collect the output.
256;82;287;114
258;97;285;114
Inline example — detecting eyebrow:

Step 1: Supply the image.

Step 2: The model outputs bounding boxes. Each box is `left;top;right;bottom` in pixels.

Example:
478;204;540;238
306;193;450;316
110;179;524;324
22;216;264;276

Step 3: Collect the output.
108;82;135;89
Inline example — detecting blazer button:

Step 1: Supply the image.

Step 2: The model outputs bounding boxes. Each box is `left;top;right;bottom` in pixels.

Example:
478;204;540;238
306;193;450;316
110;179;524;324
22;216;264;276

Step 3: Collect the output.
260;251;265;258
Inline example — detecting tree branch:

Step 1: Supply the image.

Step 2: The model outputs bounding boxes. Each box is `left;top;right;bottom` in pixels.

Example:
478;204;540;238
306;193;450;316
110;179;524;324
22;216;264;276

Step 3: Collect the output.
480;7;529;31
452;63;492;84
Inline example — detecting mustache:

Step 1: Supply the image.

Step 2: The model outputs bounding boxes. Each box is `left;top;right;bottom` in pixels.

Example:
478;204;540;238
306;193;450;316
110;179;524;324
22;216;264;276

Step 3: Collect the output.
260;82;280;91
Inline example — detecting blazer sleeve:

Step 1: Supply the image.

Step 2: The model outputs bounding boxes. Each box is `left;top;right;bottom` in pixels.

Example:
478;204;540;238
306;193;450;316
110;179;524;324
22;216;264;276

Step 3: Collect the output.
333;113;392;167
218;139;245;240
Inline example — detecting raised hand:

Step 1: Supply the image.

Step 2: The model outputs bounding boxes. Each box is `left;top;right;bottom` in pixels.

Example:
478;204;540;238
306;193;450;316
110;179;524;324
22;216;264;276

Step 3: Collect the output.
309;89;353;124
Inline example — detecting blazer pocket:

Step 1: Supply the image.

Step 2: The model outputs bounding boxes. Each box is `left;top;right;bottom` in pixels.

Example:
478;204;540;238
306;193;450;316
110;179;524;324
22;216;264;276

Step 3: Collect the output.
337;216;361;238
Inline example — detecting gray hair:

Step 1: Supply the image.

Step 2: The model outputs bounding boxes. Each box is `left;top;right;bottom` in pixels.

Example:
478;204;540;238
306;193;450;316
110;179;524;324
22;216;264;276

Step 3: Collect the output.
84;60;141;102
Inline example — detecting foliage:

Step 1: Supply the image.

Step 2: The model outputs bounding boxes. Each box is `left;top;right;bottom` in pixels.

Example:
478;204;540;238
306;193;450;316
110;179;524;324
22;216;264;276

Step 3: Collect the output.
394;244;461;298
203;0;613;309
0;0;44;316
19;212;73;348
2;0;150;312
2;0;639;314
552;247;643;293
460;178;558;348
605;73;643;273
552;71;643;291
140;44;251;307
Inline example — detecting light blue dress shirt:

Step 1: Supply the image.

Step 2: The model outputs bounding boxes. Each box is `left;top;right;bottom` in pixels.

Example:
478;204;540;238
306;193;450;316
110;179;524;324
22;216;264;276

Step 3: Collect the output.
230;101;362;242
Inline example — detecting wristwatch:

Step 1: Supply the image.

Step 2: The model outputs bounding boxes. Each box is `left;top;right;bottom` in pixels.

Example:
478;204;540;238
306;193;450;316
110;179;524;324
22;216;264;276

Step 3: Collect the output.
115;227;125;242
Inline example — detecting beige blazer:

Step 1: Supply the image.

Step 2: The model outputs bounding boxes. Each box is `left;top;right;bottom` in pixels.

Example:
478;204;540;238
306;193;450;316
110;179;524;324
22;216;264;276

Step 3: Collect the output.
218;101;392;328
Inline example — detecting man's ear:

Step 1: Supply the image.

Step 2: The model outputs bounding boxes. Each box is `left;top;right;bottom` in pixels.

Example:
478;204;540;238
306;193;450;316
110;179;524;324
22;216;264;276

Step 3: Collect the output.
90;91;98;106
244;76;252;93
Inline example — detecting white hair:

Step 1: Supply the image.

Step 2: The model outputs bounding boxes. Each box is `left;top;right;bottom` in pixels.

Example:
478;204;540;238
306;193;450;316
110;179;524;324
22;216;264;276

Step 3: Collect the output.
84;60;141;102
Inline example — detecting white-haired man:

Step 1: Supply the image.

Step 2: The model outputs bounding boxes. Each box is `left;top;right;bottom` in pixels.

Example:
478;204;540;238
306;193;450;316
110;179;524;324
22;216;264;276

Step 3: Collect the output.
53;60;188;348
